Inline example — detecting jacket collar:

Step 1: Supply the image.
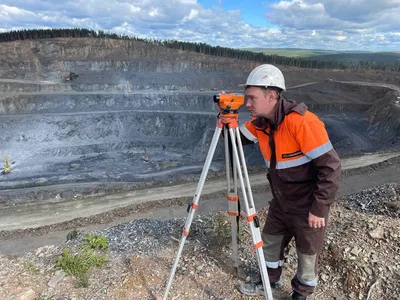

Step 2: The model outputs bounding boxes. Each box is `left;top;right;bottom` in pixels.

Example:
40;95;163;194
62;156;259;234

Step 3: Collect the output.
251;97;308;130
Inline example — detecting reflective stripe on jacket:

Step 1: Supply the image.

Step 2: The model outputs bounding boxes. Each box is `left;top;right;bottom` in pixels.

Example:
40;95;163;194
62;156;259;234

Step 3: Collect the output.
239;97;341;217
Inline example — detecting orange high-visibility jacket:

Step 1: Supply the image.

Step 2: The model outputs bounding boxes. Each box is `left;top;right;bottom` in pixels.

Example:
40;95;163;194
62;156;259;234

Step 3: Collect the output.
239;98;341;218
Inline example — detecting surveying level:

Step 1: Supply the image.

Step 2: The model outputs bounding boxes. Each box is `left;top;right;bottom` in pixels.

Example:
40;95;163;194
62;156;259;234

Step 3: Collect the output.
213;93;245;115
161;94;273;300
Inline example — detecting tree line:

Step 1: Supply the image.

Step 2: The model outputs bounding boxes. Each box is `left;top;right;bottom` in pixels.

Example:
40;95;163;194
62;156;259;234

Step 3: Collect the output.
0;28;399;72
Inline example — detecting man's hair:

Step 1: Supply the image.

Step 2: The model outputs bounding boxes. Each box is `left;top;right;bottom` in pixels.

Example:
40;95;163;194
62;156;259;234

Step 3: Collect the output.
245;85;283;100
264;86;283;99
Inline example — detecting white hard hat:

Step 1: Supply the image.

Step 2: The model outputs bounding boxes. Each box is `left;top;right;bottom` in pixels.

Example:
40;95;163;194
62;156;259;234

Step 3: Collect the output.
240;64;286;91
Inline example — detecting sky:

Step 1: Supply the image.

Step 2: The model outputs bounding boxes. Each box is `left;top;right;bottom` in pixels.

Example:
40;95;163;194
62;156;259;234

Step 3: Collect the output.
0;0;399;52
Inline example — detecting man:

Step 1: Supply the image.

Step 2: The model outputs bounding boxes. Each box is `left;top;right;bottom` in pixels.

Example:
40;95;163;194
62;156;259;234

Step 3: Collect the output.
235;64;341;299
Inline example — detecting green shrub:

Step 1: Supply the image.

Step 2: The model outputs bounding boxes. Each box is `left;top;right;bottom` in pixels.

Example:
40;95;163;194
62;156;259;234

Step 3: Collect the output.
55;234;107;288
81;233;108;250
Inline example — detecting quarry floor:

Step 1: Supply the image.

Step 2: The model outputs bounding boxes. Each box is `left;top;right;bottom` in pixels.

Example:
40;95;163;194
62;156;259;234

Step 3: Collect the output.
1;78;400;257
1;151;399;256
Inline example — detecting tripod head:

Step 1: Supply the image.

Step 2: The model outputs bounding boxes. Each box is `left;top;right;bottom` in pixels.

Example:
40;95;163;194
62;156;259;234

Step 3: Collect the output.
213;93;245;115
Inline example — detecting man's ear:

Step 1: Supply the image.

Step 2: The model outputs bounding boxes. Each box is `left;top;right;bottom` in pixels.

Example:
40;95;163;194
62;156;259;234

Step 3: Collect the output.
267;90;276;103
271;90;279;102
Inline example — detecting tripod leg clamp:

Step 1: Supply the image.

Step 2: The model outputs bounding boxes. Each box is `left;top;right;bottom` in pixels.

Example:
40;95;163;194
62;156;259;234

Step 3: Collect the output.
247;214;263;249
183;227;189;237
247;214;261;227
253;240;263;249
227;194;239;216
187;201;199;213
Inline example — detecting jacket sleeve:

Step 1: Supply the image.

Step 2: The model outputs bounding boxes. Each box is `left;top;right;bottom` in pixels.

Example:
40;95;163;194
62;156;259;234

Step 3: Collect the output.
309;149;341;218
220;119;255;145
295;115;341;218
239;120;258;145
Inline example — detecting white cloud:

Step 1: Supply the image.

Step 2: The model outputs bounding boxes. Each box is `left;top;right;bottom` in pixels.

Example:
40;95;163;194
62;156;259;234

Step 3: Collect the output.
0;4;38;22
0;0;399;51
267;0;400;31
315;0;400;23
183;9;199;21
266;0;400;50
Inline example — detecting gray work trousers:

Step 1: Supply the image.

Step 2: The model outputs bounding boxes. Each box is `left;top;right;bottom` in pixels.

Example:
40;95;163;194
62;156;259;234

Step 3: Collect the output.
262;204;327;296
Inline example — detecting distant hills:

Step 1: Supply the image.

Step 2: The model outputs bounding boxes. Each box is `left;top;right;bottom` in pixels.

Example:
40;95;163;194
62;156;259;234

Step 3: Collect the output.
242;48;400;64
242;48;344;57
312;52;400;64
1;28;399;72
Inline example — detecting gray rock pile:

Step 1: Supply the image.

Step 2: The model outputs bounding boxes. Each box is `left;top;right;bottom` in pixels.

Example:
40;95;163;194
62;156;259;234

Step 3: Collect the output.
340;182;400;217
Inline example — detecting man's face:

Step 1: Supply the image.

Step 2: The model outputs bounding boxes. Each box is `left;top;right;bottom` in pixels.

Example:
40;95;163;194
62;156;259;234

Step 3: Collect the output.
245;86;277;118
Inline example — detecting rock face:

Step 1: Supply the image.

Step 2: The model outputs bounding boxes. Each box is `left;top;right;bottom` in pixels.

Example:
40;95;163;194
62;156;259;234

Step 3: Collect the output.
0;38;399;194
0;38;257;81
1;38;400;86
366;90;400;143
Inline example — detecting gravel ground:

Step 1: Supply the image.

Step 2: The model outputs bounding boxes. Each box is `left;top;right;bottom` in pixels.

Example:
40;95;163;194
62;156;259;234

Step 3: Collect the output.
341;182;400;218
87;218;184;256
1;181;400;300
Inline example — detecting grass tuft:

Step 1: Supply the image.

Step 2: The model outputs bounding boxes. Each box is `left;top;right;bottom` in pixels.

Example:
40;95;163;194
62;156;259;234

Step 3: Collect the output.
55;233;108;288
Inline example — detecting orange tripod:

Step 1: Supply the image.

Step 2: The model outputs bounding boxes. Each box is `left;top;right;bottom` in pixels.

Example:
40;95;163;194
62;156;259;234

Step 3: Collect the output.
161;94;273;300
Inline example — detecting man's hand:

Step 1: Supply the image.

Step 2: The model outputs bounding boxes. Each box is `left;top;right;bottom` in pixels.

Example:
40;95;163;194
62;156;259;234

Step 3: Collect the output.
308;212;325;228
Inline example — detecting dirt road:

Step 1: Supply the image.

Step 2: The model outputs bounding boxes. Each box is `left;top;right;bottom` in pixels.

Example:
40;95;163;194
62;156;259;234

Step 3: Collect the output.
0;152;399;255
334;80;400;94
0;79;59;84
1;152;399;232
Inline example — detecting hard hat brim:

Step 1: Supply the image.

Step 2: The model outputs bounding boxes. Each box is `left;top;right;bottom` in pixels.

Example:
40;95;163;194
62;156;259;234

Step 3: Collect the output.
238;83;268;88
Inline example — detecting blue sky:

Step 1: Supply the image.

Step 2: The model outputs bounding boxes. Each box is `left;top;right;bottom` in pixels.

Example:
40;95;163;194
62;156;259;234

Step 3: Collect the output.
0;0;399;51
199;0;275;27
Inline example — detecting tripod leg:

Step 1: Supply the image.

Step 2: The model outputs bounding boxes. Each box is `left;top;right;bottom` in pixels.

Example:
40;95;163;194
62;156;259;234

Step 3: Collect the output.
228;127;274;300
224;126;239;271
162;126;222;300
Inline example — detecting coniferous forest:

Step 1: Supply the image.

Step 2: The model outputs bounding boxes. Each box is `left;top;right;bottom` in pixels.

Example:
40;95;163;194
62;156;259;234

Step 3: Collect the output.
0;28;399;72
